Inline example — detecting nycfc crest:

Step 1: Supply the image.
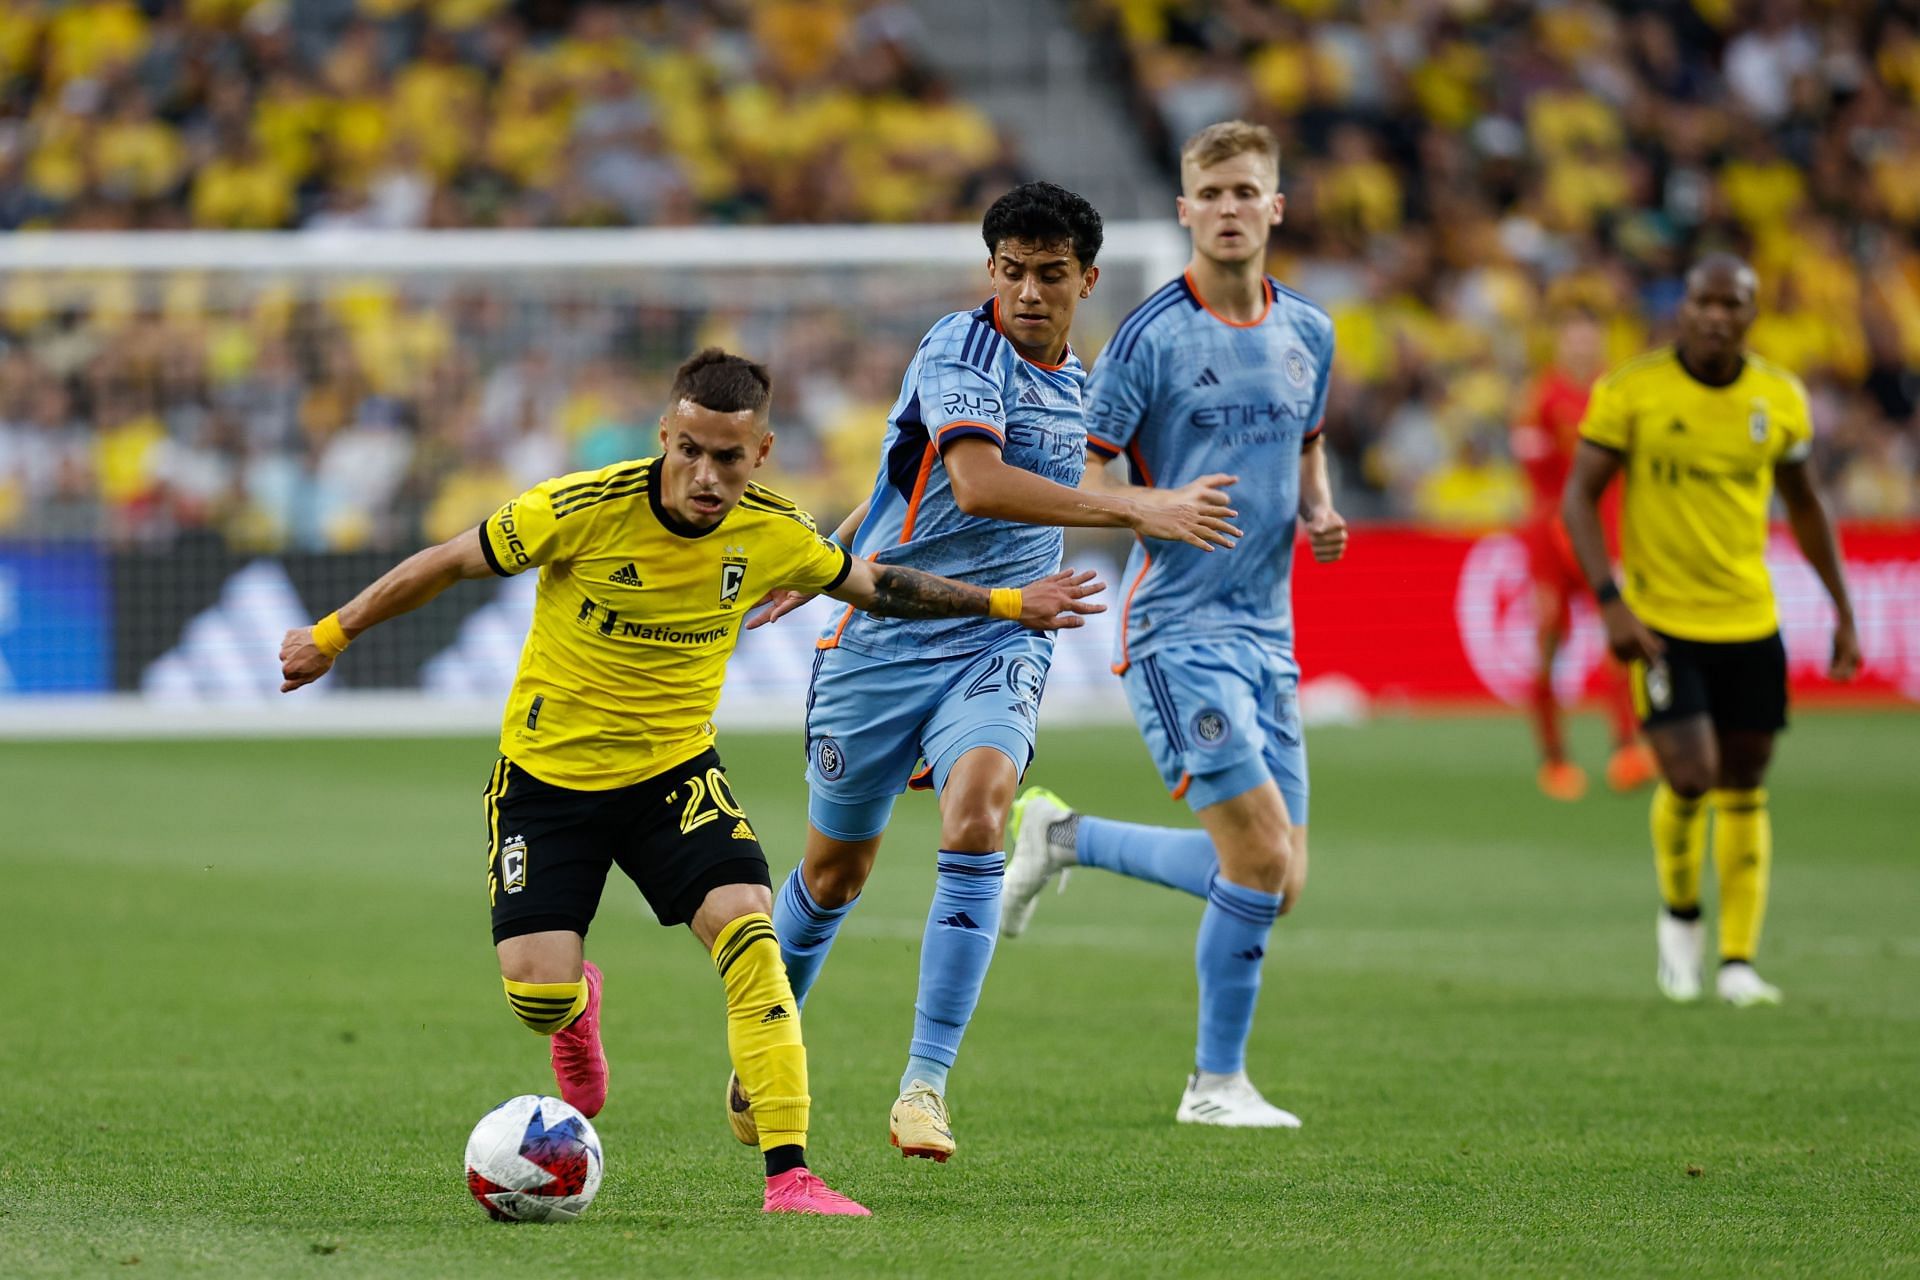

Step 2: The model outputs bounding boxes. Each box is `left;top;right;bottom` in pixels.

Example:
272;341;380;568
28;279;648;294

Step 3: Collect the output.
815;736;845;781
720;544;748;607
1191;708;1231;747
1749;399;1769;444
1284;347;1311;388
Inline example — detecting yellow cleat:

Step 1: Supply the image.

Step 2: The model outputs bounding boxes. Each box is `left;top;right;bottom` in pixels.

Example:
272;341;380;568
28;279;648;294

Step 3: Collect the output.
888;1080;955;1162
725;1071;758;1146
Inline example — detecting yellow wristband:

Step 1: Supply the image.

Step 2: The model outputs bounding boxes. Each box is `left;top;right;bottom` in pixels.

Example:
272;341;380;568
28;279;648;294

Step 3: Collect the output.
988;588;1023;621
311;612;350;658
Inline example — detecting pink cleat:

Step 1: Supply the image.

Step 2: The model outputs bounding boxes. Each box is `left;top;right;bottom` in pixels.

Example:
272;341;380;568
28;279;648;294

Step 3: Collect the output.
763;1168;871;1217
550;961;607;1118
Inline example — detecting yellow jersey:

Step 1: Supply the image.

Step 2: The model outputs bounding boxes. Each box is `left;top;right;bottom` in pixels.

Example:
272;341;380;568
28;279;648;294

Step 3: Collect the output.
1578;348;1813;642
479;458;852;789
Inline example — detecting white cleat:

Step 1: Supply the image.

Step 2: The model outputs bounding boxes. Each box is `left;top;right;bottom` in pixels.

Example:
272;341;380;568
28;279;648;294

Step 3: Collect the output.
1657;910;1705;1003
1001;786;1078;939
1717;962;1782;1008
1176;1071;1302;1129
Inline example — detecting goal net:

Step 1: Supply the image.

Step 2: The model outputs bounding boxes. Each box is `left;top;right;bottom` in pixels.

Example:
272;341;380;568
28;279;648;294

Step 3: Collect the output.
0;225;1186;734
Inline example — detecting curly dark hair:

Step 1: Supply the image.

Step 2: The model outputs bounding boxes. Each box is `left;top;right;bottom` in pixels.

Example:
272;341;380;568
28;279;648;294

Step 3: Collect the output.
669;347;772;414
980;181;1104;269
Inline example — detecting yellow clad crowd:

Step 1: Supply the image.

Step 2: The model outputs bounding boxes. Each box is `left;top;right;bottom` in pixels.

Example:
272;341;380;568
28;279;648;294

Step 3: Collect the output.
0;0;1915;551
1096;0;1920;523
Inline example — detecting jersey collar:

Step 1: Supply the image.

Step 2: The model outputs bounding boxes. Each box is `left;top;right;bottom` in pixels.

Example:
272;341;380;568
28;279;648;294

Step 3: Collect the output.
1674;346;1746;389
648;466;727;539
1184;269;1272;328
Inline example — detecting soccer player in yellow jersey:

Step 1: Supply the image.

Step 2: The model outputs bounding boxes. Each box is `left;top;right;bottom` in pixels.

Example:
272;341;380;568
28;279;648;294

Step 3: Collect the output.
1564;256;1860;1008
277;349;1103;1216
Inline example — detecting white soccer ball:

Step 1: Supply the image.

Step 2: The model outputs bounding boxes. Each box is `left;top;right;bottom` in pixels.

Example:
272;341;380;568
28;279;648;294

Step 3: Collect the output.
464;1095;604;1222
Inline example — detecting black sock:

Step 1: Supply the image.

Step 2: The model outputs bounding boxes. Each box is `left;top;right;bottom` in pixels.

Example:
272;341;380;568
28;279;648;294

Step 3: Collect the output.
1665;904;1702;922
763;1144;807;1177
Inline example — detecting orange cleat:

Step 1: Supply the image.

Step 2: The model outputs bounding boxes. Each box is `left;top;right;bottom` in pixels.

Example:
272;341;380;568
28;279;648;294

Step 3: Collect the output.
1537;761;1588;802
1606;742;1659;793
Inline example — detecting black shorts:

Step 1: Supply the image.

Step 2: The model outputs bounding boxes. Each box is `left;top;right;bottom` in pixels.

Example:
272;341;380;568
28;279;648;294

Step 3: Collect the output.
483;748;771;944
1632;631;1788;734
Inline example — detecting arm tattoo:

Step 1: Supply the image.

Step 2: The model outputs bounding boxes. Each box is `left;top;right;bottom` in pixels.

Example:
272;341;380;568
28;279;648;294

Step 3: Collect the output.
865;565;989;620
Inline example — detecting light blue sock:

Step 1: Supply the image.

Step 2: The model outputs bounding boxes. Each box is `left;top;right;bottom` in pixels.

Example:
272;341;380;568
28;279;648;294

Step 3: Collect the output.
771;865;857;1010
903;849;1004;1095
1194;875;1283;1075
1075;816;1217;898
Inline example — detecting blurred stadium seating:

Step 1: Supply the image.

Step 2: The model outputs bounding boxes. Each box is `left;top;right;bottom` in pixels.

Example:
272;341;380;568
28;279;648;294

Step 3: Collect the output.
1084;0;1920;522
1;0;1916;556
0;0;1915;714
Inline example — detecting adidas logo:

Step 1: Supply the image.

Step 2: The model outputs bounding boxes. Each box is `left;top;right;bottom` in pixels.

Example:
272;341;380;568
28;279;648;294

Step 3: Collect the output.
730;819;756;841
1193;367;1221;387
937;911;980;930
609;562;642;586
760;1004;791;1023
1236;945;1266;961
1019;385;1046;407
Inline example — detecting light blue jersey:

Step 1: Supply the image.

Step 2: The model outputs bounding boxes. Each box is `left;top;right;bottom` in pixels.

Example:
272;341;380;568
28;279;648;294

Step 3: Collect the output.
1086;273;1334;675
823;299;1087;660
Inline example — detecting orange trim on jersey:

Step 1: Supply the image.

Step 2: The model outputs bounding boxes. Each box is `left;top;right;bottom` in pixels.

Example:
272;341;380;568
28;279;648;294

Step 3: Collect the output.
990;297;1073;371
936;419;1005;444
1110;442;1158;675
1111;549;1153;675
899;441;938;541
1170;772;1192;801
1184;269;1271;329
817;442;940;651
1086;431;1124;456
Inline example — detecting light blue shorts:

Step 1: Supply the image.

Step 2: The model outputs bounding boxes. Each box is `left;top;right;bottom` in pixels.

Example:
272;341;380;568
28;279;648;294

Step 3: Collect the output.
804;630;1055;841
1120;639;1308;823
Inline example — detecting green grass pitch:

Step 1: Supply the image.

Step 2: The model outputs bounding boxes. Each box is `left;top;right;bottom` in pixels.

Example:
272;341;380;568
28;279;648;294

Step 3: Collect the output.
4;713;1917;1277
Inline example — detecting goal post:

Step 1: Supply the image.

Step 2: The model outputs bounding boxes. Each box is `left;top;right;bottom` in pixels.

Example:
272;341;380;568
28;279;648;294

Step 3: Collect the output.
0;223;1188;737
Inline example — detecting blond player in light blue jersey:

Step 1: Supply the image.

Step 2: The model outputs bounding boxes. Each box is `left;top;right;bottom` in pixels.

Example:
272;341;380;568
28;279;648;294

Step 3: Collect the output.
1002;121;1349;1128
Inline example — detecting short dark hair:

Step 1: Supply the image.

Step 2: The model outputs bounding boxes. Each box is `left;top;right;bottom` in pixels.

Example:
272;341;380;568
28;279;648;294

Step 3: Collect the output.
981;181;1103;269
669;347;772;415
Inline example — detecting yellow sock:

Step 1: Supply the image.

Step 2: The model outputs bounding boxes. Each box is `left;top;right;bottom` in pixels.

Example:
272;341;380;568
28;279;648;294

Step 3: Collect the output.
711;913;810;1153
501;975;588;1035
1650;783;1708;913
1712;788;1772;962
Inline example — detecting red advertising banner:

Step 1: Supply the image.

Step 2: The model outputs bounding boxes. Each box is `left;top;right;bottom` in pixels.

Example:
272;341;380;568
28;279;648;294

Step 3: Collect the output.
1292;524;1920;707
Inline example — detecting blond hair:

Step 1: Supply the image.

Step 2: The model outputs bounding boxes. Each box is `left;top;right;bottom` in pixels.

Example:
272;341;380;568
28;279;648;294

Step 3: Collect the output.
1180;120;1281;182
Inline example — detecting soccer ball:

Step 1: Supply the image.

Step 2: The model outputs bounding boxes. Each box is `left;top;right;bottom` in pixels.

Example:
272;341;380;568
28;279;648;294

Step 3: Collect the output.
464;1094;604;1222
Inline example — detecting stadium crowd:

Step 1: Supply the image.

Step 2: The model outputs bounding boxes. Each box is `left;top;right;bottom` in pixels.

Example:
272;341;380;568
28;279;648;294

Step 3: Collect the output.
0;0;1917;550
1092;0;1920;523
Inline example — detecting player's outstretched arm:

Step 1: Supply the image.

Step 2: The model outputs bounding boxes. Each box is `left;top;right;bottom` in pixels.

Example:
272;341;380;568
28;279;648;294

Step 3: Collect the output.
945;438;1241;550
1563;441;1661;665
825;559;1105;631
1775;459;1861;681
279;527;497;692
747;498;871;630
1297;434;1348;564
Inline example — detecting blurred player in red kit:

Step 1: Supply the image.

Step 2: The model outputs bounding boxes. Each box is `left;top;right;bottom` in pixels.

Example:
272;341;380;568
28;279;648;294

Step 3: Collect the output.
1511;310;1656;800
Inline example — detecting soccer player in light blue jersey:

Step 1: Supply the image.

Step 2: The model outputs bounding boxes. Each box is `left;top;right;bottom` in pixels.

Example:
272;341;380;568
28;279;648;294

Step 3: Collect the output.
1001;121;1349;1128
741;183;1240;1162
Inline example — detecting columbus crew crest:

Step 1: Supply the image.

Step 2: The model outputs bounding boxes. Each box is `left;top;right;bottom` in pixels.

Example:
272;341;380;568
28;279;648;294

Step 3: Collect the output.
720;545;749;607
1749;399;1769;444
500;834;528;894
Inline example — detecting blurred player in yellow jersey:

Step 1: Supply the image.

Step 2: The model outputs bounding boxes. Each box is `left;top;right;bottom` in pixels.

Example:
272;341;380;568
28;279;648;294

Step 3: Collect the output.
1564;256;1860;1007
276;349;1103;1216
